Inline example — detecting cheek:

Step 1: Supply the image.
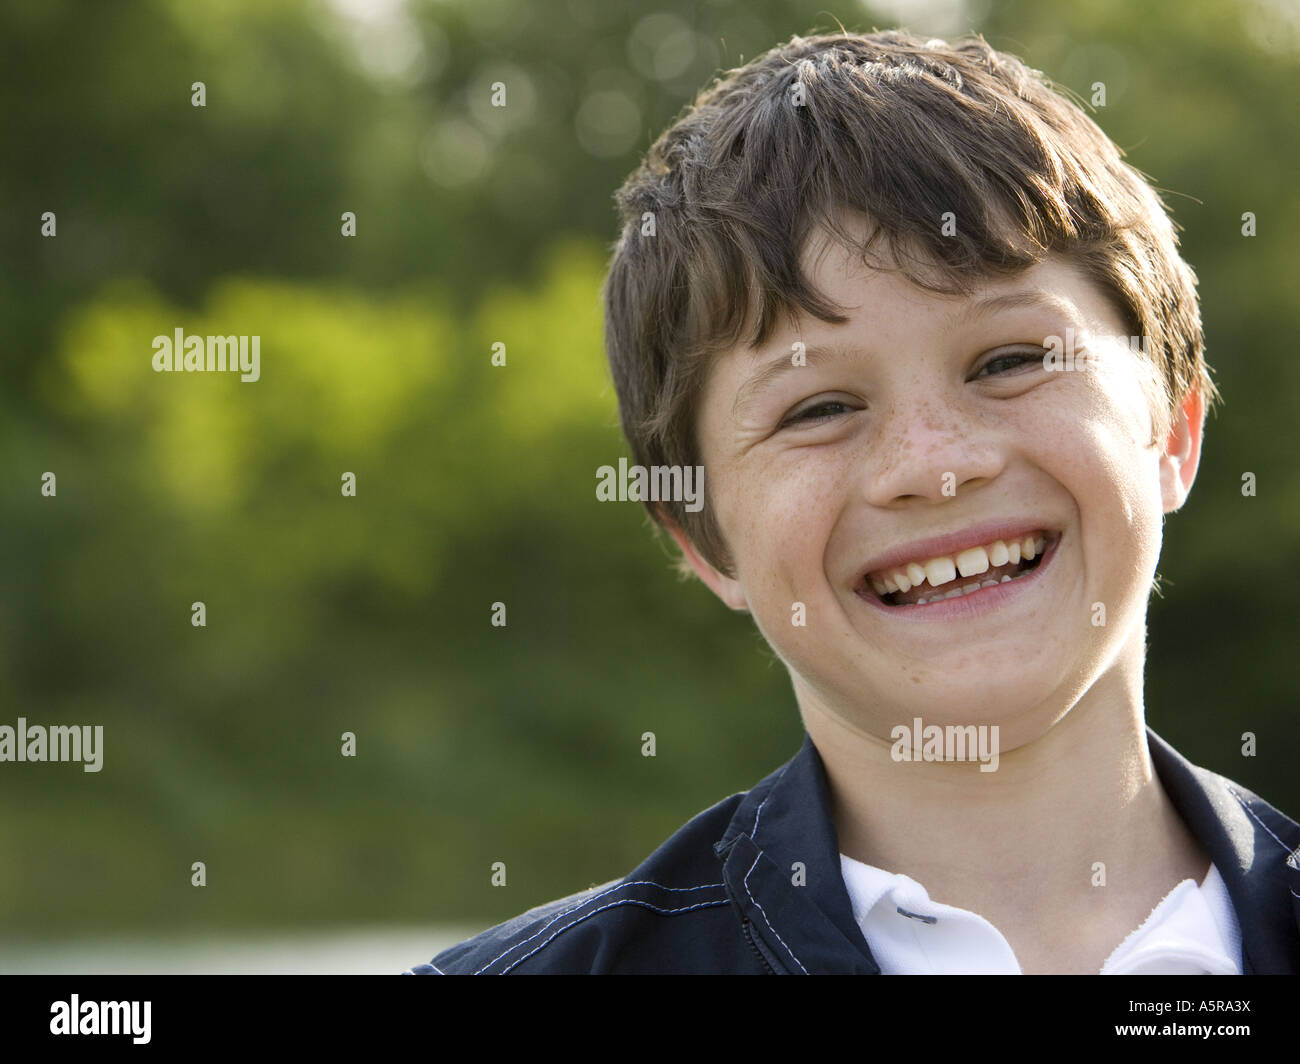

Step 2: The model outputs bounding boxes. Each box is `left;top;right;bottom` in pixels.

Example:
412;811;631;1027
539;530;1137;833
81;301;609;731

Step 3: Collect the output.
725;461;844;598
1037;373;1166;570
1085;363;1165;517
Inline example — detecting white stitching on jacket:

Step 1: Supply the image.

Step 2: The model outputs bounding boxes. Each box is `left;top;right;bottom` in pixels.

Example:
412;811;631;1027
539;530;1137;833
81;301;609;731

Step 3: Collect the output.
742;851;809;974
474;880;725;974
750;760;794;840
1229;787;1294;854
496;896;732;973
470;749;807;973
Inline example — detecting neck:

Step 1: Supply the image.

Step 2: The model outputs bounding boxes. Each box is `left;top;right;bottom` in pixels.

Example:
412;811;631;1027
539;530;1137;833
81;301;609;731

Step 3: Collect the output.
797;633;1208;968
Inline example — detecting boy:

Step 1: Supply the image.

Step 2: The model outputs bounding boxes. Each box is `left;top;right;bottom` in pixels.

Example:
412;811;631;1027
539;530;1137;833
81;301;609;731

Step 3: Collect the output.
408;29;1300;974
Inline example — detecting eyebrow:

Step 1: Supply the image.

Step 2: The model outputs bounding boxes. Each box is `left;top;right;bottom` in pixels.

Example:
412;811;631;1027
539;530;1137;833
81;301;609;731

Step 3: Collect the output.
730;287;1079;419
732;341;856;420
957;289;1078;321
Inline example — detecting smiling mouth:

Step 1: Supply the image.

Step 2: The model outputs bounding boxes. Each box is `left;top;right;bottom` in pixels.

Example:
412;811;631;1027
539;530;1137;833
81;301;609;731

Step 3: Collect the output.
860;531;1057;607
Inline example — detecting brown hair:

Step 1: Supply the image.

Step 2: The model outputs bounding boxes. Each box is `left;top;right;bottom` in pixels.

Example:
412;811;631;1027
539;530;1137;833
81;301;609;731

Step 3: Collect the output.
602;28;1219;579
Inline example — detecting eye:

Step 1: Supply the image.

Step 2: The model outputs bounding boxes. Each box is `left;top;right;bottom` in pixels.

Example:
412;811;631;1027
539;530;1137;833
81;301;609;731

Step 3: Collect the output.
780;399;855;427
975;349;1044;378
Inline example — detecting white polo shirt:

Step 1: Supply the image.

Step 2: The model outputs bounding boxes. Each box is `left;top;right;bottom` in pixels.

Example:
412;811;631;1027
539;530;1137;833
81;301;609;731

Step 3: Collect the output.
839;854;1243;974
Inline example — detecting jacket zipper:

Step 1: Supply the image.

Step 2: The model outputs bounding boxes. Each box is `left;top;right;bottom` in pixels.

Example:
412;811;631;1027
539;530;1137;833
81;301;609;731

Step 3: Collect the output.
741;917;776;974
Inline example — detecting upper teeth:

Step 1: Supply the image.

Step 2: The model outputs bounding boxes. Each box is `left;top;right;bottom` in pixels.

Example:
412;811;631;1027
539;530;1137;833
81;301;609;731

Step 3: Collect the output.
870;534;1048;597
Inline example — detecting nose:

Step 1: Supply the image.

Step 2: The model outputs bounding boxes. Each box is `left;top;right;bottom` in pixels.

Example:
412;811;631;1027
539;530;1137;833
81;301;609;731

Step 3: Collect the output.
858;394;1006;506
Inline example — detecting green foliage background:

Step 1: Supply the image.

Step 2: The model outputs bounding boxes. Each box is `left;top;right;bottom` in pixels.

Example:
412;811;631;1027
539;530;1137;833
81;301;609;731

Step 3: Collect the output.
1;0;1296;941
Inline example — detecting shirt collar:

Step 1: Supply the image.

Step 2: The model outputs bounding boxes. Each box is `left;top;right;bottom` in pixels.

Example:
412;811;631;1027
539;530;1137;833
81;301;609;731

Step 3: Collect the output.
1101;865;1240;975
839;852;1241;974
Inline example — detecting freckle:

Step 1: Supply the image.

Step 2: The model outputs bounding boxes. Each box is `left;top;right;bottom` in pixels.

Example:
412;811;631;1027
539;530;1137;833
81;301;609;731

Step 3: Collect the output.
910;674;921;684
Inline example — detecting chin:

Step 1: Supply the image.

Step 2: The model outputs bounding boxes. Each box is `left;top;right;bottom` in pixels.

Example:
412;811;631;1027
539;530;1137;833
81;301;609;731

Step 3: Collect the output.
876;676;1061;730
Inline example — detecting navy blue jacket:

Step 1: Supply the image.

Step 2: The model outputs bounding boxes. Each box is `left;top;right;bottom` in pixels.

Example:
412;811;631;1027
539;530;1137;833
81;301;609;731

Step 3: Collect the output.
407;728;1300;974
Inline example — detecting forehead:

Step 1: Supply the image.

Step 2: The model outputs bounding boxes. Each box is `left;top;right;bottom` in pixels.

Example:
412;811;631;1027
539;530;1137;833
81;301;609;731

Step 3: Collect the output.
794;217;1097;328
712;234;1113;387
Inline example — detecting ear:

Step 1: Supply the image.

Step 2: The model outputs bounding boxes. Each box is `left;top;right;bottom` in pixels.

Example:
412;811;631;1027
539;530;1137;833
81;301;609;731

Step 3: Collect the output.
1159;388;1205;514
661;513;749;612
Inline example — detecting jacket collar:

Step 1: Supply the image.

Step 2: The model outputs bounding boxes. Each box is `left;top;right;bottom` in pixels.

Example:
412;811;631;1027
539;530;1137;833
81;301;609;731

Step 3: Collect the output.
1146;729;1300;974
714;732;880;973
715;727;1300;974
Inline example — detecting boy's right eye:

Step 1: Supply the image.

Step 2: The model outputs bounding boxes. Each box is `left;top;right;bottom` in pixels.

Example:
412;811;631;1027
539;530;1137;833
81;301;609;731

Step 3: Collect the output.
781;399;855;427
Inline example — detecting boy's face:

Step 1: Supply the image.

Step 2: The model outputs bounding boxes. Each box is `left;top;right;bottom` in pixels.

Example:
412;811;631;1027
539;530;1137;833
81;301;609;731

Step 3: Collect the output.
672;218;1204;749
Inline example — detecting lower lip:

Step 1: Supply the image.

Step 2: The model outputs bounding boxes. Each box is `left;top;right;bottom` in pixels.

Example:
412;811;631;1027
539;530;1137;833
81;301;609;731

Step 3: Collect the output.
855;535;1060;620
